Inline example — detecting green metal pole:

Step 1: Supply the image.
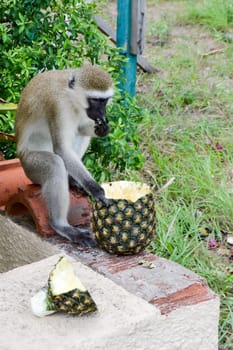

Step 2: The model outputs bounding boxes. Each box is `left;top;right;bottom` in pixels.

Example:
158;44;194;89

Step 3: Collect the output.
116;0;137;97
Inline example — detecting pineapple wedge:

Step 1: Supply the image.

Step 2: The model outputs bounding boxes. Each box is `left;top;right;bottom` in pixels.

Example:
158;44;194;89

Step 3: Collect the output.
31;257;97;317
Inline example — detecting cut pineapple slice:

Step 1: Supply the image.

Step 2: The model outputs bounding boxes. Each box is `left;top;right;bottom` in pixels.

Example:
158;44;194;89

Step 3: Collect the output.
31;257;97;317
48;257;97;315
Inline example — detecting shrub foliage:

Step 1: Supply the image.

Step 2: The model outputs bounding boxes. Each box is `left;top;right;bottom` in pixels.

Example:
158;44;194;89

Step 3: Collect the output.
0;0;121;102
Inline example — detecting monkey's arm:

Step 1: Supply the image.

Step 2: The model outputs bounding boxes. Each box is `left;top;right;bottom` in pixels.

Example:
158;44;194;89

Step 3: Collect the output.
52;130;107;204
49;111;109;204
66;152;106;201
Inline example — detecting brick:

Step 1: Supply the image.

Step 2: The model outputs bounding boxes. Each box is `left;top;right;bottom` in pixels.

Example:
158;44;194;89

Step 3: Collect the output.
151;282;218;315
57;246;218;315
0;158;32;210
5;184;91;237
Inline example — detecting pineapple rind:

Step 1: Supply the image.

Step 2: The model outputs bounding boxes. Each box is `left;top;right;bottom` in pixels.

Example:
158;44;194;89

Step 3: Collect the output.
92;189;156;255
48;288;97;315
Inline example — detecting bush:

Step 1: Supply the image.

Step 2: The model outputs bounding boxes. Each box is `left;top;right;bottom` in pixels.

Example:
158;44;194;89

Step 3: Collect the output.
0;110;16;159
0;0;122;102
0;0;144;177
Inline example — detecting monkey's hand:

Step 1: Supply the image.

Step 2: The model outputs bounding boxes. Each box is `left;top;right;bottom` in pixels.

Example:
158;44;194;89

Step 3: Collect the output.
95;193;112;207
94;117;109;137
85;181;112;206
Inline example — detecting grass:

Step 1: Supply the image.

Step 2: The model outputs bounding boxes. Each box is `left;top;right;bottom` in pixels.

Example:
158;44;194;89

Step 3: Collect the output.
183;0;233;30
136;0;233;348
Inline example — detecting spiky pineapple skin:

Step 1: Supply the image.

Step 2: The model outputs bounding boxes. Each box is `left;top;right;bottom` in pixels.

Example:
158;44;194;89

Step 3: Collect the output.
48;288;97;315
92;193;156;255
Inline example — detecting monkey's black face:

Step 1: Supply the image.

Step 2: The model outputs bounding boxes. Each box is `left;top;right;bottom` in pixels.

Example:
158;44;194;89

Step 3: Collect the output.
86;98;110;137
87;98;108;120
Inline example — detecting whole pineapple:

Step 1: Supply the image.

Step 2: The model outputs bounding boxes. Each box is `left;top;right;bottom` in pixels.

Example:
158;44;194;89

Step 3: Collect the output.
92;181;156;255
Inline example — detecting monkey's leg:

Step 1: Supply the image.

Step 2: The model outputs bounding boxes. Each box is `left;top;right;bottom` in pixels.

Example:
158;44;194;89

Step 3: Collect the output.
20;151;96;247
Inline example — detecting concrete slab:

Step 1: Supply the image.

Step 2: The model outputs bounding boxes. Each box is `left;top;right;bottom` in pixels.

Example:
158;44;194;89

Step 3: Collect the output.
0;254;219;350
0;214;58;272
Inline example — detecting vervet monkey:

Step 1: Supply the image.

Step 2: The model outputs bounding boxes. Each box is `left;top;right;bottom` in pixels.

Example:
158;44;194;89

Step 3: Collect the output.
15;64;114;246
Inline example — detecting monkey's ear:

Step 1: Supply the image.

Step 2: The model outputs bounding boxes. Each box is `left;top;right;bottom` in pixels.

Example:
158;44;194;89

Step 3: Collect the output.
68;73;76;89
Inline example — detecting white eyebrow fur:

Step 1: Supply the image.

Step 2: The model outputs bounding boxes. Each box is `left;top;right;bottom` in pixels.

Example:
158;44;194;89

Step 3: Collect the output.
86;88;114;99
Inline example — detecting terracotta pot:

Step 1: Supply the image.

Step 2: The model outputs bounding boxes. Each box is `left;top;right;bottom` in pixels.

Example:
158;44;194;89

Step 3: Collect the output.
6;184;91;238
0;158;91;238
0;158;32;210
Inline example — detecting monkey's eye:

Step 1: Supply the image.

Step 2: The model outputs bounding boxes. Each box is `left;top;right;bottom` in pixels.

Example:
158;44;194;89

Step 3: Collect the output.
88;98;109;106
99;98;108;105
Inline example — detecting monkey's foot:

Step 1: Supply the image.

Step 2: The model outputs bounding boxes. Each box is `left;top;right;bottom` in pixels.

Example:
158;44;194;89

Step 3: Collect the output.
50;223;96;247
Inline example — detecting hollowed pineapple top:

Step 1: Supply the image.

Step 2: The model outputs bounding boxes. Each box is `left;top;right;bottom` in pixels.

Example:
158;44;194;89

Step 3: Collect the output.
92;181;155;255
101;181;151;202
